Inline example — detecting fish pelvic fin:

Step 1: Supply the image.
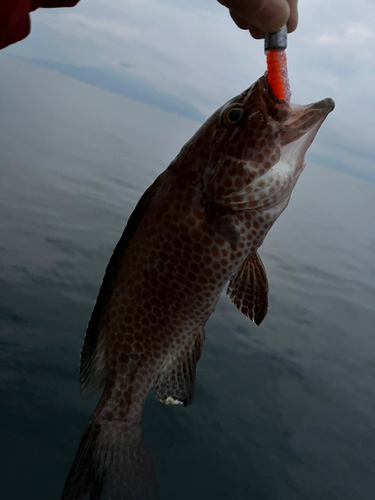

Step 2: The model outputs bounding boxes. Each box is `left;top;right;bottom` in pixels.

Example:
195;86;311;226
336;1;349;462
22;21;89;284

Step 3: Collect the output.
153;329;205;407
227;252;269;325
61;411;160;500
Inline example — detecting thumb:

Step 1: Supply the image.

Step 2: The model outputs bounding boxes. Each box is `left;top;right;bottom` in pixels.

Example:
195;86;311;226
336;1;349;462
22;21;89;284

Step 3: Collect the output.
218;0;290;33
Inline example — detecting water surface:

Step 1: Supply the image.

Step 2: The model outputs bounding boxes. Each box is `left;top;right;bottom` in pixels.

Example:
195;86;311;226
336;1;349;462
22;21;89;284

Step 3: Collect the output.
1;55;374;500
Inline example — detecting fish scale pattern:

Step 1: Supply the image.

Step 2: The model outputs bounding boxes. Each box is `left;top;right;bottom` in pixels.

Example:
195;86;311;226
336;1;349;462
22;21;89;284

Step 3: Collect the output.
101;196;271;396
62;74;334;500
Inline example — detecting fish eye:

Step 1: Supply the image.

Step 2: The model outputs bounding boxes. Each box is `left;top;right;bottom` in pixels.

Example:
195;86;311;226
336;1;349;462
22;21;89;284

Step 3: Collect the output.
222;105;244;125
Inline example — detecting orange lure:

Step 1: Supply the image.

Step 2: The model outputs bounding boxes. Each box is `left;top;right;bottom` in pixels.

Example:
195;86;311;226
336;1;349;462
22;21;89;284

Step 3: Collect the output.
265;26;291;102
266;49;291;102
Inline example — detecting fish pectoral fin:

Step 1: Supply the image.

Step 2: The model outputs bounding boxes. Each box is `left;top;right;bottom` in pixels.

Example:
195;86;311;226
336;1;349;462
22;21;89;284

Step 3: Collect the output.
227;252;269;325
153;330;204;407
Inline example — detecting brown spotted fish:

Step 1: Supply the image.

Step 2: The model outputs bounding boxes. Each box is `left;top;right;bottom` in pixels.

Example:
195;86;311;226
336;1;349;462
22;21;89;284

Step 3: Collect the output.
62;74;334;499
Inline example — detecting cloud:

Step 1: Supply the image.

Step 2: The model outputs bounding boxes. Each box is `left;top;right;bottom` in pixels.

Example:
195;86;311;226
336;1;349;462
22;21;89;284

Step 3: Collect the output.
26;0;264;112
19;56;206;122
4;0;375;182
318;23;375;46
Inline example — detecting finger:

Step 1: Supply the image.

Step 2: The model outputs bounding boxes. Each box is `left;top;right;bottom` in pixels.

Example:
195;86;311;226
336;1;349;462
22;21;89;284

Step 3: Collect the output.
229;10;249;30
35;1;80;6
230;11;265;39
286;0;298;33
218;0;290;33
249;25;265;39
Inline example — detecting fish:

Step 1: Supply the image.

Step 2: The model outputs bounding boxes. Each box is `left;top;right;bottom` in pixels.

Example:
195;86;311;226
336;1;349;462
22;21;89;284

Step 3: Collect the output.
61;74;334;499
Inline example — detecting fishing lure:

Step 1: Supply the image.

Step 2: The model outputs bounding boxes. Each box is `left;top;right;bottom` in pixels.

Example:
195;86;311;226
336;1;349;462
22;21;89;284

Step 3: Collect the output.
265;25;291;102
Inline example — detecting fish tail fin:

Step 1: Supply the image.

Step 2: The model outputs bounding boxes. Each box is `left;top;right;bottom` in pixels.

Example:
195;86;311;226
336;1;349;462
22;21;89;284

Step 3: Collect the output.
61;409;160;500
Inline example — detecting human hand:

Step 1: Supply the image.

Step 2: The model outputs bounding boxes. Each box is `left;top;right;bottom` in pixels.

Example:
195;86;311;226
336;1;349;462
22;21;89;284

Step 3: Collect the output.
217;0;298;39
0;0;80;50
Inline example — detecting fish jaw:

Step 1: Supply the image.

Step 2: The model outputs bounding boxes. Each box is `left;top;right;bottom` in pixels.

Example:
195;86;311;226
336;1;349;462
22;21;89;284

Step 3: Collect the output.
201;78;334;217
282;97;335;149
243;96;335;211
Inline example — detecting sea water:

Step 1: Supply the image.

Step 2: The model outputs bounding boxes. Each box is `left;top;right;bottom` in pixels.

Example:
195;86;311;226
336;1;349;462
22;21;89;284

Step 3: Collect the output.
0;55;374;500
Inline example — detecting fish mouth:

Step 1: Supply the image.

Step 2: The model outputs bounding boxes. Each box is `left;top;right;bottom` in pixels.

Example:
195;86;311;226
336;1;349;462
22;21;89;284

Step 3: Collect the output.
309;97;335;112
248;95;335;210
260;73;335;128
281;97;335;146
268;96;335;191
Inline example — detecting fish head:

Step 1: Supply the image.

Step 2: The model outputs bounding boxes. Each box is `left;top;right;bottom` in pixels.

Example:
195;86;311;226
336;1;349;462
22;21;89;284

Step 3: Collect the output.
201;74;335;215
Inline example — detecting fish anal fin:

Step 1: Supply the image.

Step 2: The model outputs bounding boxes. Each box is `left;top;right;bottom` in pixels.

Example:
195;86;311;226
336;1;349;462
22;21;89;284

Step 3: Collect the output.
227;252;269;325
80;173;166;396
153;330;204;407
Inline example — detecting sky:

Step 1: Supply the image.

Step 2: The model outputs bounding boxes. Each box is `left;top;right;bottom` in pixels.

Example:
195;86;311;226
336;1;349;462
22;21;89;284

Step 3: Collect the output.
4;0;375;183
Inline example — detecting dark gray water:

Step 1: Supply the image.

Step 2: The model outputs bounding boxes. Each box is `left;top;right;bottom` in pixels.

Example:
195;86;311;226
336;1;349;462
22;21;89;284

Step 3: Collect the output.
1;55;374;500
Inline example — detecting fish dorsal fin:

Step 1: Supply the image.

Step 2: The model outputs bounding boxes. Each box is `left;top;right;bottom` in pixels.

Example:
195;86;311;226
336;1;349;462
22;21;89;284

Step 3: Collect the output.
227;252;269;325
80;172;166;396
153;329;205;407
